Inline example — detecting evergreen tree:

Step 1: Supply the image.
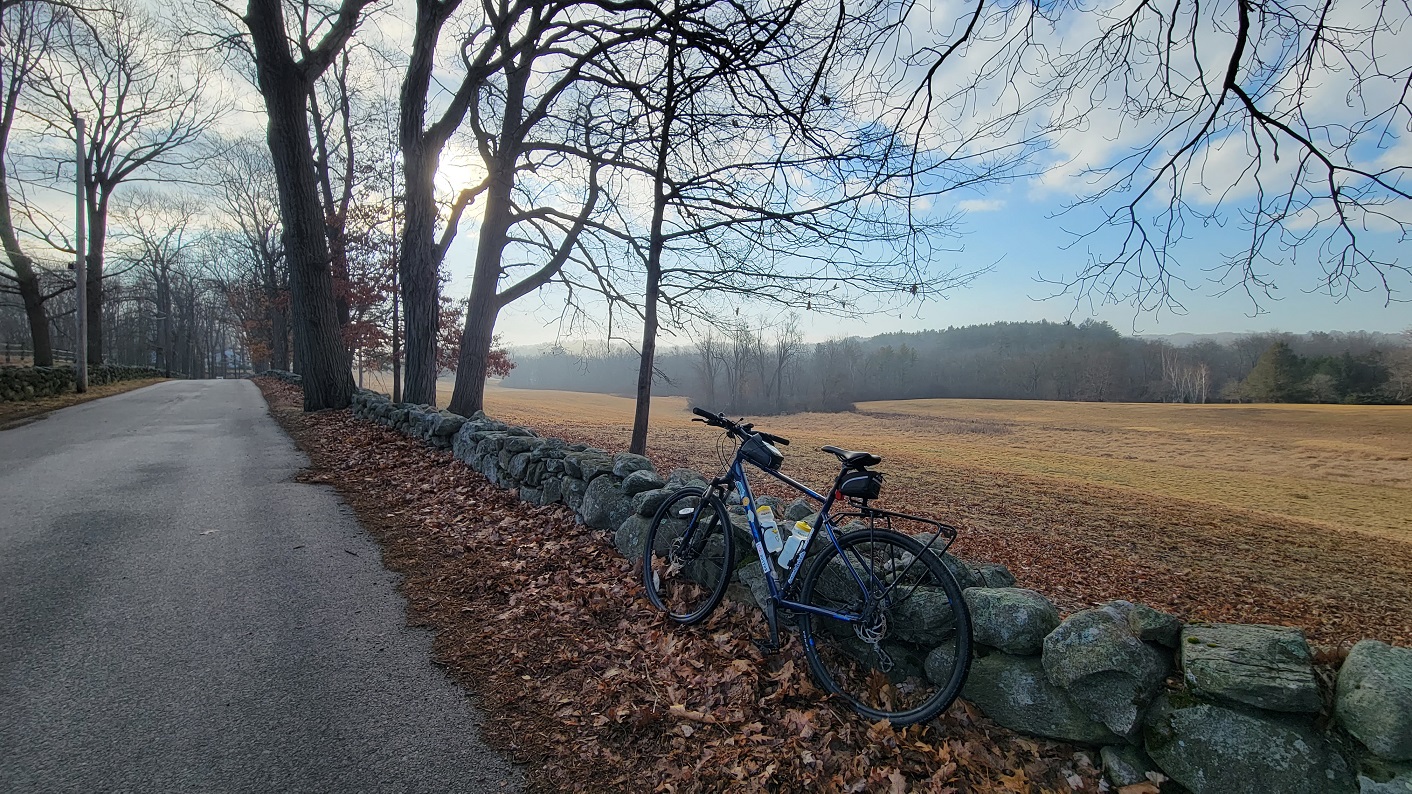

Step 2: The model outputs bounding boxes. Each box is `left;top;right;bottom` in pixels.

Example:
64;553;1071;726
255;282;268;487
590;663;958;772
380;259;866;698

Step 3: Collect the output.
1239;342;1307;402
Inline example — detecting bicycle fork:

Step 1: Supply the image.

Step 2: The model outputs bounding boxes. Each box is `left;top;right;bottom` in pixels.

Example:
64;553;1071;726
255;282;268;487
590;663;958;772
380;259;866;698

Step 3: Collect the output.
724;479;787;653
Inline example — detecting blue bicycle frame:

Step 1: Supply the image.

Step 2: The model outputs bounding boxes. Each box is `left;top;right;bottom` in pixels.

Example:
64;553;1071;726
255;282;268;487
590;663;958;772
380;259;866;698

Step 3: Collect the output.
717;447;881;625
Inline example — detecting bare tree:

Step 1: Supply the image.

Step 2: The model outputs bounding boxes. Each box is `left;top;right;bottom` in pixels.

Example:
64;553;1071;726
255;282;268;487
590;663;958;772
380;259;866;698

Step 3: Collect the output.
0;1;62;364
111;190;203;375
591;0;1020;453
909;0;1412;309
211;137;289;370
23;0;223;364
220;0;377;409
440;1;650;417
394;0;477;406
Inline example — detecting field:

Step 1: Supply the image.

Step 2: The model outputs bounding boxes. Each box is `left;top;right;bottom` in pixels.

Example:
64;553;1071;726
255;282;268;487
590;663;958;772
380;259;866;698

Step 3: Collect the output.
479;385;1412;647
366;375;1412;646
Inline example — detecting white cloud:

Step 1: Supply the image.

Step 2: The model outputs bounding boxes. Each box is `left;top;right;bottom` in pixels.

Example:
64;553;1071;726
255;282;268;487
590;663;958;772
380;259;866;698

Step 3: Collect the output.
957;198;1005;212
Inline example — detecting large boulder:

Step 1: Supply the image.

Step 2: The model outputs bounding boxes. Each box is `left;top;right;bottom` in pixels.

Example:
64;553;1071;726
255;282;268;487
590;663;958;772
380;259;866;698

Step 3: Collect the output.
572;453;615;483
1181;623;1322;714
538;477;563;506
1119;601;1183;648
613;452;655;478
784;497;815;521
1336;639;1412;761
563;477;589;514
972;562;1017;588
614;515;654;558
1143;695;1355;794
964;587;1059;655
580;475;633;531
730;562;771;612
962;652;1124;745
632;488;673;518
1043;603;1171;738
1100;745;1159;789
621;469;666;496
1357;762;1412;794
666;467;709;489
911;534;978;589
430;414;465;438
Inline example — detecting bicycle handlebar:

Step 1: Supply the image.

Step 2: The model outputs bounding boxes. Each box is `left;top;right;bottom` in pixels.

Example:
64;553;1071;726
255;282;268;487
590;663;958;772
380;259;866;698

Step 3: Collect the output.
690;407;790;446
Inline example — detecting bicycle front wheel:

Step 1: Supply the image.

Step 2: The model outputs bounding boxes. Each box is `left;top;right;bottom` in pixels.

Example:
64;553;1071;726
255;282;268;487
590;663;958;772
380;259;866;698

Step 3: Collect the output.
642;486;735;624
798;528;971;725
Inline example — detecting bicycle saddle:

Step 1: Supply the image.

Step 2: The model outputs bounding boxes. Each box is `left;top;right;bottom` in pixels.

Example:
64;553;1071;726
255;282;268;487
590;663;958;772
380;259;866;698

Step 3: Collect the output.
820;445;881;467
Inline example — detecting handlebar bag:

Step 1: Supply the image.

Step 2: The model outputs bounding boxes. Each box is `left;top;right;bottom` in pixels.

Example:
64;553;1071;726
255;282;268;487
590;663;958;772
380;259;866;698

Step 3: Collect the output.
741;434;784;470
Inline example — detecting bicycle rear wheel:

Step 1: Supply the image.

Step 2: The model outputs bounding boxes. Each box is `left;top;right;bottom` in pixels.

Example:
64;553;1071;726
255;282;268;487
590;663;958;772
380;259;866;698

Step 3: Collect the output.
642;486;735;624
797;528;971;725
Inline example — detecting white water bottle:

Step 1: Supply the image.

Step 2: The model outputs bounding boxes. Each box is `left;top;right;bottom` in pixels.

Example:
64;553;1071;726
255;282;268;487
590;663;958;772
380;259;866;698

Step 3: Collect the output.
778;520;813;567
756;505;783;553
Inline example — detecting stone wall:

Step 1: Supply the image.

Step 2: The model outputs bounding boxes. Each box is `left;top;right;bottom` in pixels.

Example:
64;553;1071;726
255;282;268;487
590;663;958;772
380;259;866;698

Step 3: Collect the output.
333;380;1410;794
0;364;166;402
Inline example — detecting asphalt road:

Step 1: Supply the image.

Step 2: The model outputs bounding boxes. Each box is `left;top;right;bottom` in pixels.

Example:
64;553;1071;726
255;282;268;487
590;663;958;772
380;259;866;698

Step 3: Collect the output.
0;380;524;793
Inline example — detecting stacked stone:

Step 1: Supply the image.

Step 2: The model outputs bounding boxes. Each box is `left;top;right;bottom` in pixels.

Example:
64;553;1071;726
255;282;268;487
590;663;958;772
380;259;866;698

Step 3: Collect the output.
1;364;164;402
340;388;1411;793
1337;640;1412;792
259;369;303;384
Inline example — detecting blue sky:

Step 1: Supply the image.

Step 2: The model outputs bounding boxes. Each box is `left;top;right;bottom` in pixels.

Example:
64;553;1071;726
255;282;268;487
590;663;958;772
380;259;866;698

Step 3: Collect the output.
478;186;1409;347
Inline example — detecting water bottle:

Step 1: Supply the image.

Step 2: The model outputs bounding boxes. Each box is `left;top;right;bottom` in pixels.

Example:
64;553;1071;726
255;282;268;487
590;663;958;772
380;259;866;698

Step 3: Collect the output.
778;520;813;567
756;505;783;553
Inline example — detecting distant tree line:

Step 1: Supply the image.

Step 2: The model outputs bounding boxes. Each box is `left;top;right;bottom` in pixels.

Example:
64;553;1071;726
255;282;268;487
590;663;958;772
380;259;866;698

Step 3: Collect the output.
503;321;1412;412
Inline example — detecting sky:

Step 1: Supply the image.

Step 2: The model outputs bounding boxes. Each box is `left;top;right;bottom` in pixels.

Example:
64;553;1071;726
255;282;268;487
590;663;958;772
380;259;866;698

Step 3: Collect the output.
20;0;1405;348
458;165;1410;348
427;0;1412;348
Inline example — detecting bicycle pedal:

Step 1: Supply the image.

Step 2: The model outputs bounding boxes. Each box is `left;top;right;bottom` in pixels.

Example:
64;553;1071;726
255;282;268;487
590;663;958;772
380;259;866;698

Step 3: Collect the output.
751;637;780;654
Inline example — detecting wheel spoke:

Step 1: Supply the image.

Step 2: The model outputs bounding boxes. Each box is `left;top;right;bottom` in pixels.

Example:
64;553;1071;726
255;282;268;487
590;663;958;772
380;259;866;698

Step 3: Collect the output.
799;528;971;725
642;487;734;625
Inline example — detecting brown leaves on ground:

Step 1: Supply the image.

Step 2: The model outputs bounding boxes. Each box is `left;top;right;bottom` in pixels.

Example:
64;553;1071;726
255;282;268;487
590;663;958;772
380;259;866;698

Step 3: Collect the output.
257;379;1099;793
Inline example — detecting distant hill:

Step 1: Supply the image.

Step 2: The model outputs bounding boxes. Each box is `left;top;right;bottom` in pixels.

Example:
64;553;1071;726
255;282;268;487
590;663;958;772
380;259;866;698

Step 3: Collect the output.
1139;330;1408;347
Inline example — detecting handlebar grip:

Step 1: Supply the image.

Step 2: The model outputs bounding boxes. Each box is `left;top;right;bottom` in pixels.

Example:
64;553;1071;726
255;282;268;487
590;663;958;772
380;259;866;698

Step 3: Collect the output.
762;432;790;446
692;407;716;420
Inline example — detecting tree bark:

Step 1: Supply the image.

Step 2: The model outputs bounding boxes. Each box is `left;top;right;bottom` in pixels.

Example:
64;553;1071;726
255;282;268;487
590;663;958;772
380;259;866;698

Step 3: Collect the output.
446;169;514;416
397;0;467;406
399;144;441;405
0;172;51;366
84;192;106;364
245;0;355;410
630;265;661;455
629;40;676;456
263;252;289;370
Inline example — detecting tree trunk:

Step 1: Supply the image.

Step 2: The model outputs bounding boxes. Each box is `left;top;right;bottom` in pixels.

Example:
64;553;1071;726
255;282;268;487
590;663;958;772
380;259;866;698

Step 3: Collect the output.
399;142;440;405
246;0;354;410
85;193;106;364
446;170;513;416
1;160;53;366
397;0;462;406
262;247;289;370
629;272;660;455
629;46;676;456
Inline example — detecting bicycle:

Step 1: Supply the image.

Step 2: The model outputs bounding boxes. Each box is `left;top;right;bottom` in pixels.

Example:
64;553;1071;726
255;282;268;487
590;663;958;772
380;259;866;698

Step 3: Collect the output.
640;407;973;726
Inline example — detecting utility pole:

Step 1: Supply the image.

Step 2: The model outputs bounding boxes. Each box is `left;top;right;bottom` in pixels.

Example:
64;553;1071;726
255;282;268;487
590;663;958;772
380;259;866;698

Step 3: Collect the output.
386;91;401;403
74;117;88;392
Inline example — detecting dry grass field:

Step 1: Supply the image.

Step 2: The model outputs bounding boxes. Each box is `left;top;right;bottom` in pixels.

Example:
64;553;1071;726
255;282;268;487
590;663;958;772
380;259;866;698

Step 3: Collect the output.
366;375;1412;646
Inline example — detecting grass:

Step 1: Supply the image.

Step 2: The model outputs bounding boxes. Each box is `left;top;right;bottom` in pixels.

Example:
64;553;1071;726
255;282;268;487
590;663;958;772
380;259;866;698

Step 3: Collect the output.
0;378;169;430
467;386;1412;646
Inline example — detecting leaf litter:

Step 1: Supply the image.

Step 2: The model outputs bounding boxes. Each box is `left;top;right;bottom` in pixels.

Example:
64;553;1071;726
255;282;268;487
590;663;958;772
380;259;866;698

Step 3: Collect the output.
258;379;1100;793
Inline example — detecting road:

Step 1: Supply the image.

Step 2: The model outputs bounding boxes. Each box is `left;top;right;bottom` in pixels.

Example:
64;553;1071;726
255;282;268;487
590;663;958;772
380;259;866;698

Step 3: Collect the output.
0;380;523;793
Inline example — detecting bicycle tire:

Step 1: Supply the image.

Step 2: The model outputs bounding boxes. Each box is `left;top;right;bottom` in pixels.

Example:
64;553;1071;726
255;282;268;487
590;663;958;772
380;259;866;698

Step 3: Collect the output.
797;527;972;725
641;486;736;624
